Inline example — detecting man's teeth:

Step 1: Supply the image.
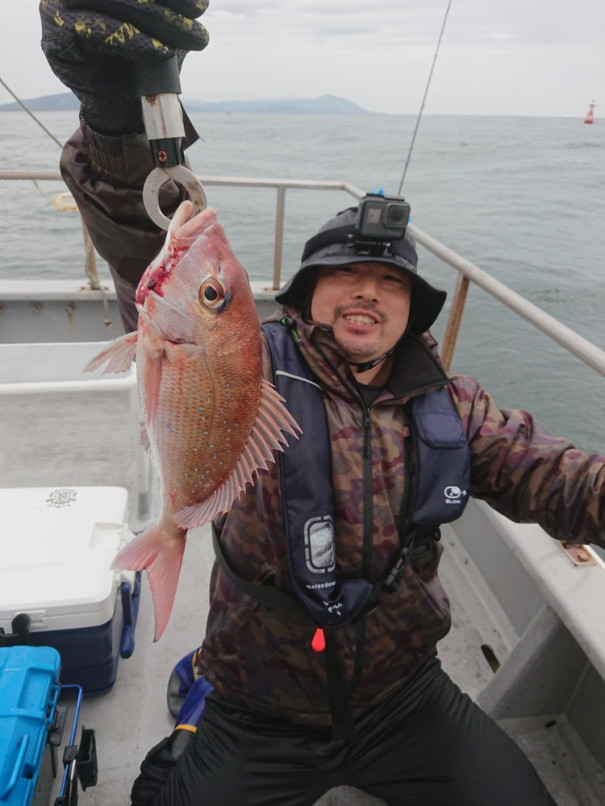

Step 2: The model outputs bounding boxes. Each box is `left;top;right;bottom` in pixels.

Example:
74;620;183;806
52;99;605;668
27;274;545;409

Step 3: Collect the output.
345;314;374;325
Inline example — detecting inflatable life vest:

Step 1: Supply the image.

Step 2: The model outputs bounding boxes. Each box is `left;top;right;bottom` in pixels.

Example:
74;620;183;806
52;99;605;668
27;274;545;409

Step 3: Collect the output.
213;320;470;628
201;319;472;738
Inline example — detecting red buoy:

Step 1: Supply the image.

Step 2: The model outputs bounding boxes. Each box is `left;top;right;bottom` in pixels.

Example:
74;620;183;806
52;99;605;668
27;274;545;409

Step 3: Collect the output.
584;101;595;124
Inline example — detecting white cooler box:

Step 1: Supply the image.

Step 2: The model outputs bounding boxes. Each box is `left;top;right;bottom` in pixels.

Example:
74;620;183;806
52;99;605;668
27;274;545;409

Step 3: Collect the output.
0;486;140;694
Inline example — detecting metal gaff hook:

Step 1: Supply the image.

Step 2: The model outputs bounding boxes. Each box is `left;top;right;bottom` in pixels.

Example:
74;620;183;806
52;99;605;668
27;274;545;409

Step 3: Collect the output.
135;58;206;230
142;165;207;230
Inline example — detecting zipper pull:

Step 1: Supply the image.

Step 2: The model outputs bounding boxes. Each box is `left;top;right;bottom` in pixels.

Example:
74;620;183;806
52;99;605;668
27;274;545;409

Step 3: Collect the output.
311;627;326;652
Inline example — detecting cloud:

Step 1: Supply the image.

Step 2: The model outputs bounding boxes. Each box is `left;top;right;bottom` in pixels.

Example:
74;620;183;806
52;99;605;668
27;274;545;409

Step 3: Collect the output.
211;1;447;43
0;0;603;116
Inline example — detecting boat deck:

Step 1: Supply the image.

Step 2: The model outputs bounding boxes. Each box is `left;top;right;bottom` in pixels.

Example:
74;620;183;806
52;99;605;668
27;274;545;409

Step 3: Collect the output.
35;524;600;806
1;341;605;805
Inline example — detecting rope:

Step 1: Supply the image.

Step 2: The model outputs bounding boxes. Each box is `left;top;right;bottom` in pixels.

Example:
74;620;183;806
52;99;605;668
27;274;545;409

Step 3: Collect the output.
1;75;114;331
0;76;64;148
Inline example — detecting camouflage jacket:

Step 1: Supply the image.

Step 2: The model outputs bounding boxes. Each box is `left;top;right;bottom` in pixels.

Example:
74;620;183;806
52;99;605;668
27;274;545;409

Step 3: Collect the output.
199;312;605;724
61;121;605;726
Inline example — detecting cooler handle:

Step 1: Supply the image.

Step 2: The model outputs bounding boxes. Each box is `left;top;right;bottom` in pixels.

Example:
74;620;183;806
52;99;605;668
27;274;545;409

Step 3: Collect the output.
0;613;31;648
1;735;29;799
119;572;142;659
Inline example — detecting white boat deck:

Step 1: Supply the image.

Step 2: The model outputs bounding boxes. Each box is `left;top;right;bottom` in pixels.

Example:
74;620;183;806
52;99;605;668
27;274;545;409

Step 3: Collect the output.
2;341;605;805
36;521;605;806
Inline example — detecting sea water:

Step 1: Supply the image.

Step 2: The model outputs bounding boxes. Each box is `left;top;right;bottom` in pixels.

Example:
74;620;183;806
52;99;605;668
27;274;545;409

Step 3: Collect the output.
1;110;604;453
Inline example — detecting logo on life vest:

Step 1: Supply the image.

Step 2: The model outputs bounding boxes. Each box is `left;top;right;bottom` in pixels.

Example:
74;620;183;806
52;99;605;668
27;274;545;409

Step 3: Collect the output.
304;516;336;574
323;599;343;616
444;486;467;505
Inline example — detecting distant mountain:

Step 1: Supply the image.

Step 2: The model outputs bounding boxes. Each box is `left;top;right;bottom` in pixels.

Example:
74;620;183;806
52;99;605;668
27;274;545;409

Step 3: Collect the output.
0;92;80;111
0;92;370;115
185;95;370;115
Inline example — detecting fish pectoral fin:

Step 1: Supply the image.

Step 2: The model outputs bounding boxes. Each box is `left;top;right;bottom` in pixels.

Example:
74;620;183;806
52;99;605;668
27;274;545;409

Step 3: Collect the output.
84;332;138;374
139;420;152;452
174;379;301;529
111;523;186;641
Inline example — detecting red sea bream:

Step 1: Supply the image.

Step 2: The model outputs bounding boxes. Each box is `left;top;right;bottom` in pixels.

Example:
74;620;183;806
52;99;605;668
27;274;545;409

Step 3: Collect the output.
86;202;300;639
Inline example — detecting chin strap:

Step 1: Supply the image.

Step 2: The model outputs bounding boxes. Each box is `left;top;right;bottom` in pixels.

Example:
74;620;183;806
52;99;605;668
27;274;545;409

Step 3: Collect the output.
353;348;394;374
352;310;418;374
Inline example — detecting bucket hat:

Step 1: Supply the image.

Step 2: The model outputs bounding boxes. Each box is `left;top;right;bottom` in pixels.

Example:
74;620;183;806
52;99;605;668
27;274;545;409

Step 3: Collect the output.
276;207;446;334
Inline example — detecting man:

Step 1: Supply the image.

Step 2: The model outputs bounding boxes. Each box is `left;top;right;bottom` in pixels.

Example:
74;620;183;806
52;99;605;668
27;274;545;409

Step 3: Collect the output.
40;3;605;804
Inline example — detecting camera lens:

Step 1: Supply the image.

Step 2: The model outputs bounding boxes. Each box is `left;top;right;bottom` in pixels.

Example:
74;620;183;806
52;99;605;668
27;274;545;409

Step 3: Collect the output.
385;204;407;226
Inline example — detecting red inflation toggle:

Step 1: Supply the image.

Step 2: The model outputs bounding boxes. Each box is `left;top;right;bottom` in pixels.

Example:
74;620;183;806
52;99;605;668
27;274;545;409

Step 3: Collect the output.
311;627;326;652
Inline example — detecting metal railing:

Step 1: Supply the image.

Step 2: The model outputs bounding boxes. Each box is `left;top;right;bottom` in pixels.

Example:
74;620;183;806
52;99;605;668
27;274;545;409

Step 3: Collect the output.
2;170;605;379
409;225;605;376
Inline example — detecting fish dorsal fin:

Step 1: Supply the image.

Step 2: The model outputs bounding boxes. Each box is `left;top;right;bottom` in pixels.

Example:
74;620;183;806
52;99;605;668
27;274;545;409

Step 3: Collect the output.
175;379;301;528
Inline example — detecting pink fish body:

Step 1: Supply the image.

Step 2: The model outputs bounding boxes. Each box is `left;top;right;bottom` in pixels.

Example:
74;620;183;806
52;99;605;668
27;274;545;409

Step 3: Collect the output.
87;202;300;639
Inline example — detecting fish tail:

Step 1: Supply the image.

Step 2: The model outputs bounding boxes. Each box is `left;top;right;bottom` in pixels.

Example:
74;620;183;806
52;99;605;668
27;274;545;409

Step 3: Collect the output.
111;523;186;641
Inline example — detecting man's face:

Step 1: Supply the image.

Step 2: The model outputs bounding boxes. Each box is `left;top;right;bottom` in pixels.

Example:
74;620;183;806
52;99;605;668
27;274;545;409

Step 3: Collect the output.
310;262;412;367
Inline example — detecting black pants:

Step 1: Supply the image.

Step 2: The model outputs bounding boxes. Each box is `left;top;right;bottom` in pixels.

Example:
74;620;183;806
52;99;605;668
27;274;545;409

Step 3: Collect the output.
143;661;556;806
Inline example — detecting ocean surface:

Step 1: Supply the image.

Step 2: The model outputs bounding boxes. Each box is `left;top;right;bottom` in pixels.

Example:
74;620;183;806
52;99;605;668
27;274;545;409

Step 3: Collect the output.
1;110;604;454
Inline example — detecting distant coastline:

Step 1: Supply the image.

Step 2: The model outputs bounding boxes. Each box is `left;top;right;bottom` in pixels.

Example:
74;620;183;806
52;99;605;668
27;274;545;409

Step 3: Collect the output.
0;92;371;116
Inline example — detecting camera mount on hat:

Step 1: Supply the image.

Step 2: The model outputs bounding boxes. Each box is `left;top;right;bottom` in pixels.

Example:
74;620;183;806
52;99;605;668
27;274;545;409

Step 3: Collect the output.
353;193;411;255
300;193;412;262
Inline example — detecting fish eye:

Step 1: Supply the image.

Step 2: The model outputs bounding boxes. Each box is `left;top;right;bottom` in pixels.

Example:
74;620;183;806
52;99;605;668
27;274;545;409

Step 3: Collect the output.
199;277;227;310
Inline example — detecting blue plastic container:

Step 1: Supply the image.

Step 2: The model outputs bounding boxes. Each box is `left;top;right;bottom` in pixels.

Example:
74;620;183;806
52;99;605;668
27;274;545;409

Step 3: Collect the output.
0;646;61;806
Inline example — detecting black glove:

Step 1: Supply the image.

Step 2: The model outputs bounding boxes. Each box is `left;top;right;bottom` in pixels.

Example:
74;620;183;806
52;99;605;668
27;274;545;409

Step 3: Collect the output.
40;0;209;135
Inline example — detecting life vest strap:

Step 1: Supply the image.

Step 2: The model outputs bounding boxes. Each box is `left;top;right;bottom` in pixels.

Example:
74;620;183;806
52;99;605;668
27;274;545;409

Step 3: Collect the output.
212;526;304;613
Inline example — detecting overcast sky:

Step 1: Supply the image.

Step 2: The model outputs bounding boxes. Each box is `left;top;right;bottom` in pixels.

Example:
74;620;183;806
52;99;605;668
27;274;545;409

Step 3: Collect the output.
1;0;603;116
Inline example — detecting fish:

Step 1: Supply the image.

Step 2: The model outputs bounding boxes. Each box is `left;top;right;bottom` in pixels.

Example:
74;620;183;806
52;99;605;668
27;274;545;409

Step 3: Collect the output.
86;201;301;639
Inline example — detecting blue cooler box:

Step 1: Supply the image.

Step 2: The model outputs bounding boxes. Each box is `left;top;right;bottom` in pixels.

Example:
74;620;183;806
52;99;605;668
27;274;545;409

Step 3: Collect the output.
0;645;60;806
0;487;139;694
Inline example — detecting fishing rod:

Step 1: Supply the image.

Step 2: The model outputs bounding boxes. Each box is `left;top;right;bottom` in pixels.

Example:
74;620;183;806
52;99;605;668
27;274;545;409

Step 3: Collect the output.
397;0;452;194
0;75;63;147
0;75;66;207
0;74;109;304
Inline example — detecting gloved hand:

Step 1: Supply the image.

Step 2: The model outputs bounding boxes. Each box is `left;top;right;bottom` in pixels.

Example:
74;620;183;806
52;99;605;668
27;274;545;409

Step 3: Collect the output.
40;0;209;135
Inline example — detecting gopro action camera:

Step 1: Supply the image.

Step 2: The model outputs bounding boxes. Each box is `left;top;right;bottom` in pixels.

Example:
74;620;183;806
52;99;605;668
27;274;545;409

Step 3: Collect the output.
355;194;411;242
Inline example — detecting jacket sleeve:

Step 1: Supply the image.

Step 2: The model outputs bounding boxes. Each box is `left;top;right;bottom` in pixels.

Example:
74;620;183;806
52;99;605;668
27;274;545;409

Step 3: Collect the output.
450;374;605;548
59;119;186;331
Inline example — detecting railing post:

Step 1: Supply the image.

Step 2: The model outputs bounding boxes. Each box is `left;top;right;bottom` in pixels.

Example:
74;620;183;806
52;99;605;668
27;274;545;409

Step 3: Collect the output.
441;273;470;371
81;219;99;290
272;186;286;291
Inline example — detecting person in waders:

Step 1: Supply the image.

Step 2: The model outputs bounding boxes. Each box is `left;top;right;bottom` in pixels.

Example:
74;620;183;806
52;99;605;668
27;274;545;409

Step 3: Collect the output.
40;3;605;804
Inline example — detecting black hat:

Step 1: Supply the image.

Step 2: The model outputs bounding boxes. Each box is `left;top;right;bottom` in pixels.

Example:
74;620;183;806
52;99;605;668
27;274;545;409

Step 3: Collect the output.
276;207;446;334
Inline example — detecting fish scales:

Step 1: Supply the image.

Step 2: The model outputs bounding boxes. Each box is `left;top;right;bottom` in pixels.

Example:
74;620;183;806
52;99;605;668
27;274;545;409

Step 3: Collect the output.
140;324;260;508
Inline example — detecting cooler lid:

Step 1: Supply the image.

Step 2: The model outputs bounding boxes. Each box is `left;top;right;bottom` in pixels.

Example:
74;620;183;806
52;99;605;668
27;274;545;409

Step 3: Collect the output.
0;487;133;630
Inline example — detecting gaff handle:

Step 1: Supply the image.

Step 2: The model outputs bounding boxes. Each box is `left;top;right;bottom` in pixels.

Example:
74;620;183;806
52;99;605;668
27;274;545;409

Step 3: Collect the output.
134;57;186;169
134;56;207;229
134;55;181;96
